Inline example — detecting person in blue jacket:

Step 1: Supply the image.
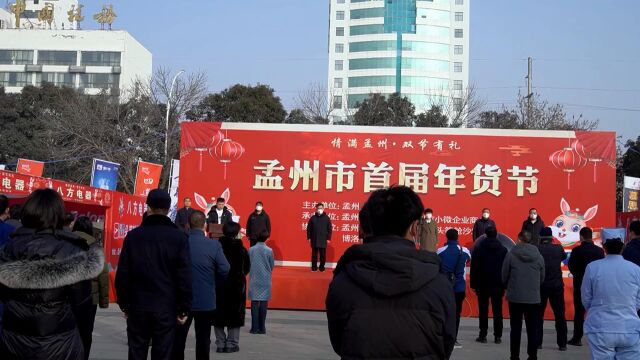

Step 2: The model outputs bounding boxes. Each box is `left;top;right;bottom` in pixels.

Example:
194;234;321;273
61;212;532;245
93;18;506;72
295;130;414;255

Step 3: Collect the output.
438;228;471;347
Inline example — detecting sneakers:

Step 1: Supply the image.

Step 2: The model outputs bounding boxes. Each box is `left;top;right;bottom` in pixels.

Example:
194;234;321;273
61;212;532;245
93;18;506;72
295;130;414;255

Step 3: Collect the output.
475;336;488;344
495;337;502;344
454;341;462;349
568;338;582;347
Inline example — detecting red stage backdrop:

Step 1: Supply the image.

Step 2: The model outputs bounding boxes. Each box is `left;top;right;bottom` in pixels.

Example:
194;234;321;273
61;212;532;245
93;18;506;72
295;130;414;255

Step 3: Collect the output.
179;123;617;267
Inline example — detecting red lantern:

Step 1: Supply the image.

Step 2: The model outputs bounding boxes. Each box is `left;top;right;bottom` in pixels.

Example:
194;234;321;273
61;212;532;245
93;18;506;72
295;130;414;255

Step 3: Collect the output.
572;139;602;184
181;128;224;171
210;138;245;179
549;147;588;189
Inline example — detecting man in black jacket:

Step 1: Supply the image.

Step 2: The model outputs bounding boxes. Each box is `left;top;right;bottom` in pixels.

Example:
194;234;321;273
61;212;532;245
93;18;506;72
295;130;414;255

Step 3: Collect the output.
326;186;456;360
116;189;192;360
174;198;194;232
246;201;271;247
522;208;545;244
207;198;233;227
622;220;640;318
470;226;508;344
567;227;604;346
307;203;332;272
472;208;496;242
537;227;568;351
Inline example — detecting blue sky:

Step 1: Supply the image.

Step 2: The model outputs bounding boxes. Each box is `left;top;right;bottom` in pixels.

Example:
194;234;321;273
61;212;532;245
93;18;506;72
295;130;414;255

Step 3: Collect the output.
81;0;639;141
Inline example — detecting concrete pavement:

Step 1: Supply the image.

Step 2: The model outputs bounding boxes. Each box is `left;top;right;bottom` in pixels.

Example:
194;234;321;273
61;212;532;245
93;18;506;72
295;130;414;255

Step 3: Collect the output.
90;308;591;360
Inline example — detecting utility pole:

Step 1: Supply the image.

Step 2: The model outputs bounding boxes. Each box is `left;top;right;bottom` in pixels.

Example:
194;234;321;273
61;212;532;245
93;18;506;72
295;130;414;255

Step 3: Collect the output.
525;57;533;122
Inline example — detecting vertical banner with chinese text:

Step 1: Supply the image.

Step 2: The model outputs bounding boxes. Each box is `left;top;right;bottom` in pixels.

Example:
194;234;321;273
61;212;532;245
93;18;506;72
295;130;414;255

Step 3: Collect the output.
16;158;45;177
179;123;617;265
91;159;120;191
134;161;163;197
623;176;640;212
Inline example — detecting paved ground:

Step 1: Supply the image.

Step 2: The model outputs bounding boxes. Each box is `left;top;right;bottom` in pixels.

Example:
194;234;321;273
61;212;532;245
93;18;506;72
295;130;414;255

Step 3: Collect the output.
91;308;591;360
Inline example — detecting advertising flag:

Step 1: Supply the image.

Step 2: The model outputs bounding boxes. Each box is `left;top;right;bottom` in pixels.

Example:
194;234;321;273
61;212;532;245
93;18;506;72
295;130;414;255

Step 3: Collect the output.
623;176;640;212
16;158;45;177
168;159;180;221
134;161;163;197
91;159;120;191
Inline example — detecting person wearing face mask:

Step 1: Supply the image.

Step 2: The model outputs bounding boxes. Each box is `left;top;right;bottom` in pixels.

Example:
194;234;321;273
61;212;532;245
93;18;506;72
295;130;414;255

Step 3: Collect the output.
417;208;439;252
473;208;496;242
307;203;332;272
246;201;271;247
522;208;545;245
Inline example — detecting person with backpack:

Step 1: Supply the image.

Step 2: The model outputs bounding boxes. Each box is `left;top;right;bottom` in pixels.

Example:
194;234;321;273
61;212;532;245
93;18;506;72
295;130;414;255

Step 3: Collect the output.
438;229;471;347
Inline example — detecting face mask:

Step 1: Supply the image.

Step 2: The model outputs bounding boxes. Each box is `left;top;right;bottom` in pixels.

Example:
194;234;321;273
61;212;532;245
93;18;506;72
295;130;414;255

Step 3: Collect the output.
256;206;263;211
426;213;433;220
482;213;490;219
530;214;538;220
317;209;324;215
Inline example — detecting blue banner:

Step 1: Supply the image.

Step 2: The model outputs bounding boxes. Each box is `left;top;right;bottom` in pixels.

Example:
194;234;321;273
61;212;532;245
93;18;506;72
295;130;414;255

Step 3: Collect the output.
91;159;120;191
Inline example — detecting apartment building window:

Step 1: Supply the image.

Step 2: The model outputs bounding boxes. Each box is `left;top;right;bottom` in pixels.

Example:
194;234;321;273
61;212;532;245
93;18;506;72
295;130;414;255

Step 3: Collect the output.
336;27;345;36
454;62;463;72
335;43;344;53
333;96;343;109
453;98;463;111
335;60;344;71
81;51;121;66
0;72;32;87
453;80;463;91
337;0;345;3
80;73;120;89
454;29;463;38
455;12;463;21
455;0;464;5
336;11;345;20
454;45;463;55
37;72;75;87
37;51;77;65
0;50;34;65
334;78;343;89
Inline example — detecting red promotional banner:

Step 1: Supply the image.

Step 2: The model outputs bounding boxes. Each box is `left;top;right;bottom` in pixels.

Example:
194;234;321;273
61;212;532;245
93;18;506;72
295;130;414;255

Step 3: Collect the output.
16;158;44;177
134;161;163;197
179;123;617;267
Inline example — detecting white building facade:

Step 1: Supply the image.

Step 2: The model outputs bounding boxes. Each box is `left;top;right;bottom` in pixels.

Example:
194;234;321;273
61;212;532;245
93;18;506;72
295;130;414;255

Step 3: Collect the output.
0;1;152;95
327;0;470;123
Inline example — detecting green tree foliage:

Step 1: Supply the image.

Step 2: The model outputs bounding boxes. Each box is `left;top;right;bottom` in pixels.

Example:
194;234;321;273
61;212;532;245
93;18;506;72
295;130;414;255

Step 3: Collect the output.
192;84;287;123
353;93;415;127
415;105;459;128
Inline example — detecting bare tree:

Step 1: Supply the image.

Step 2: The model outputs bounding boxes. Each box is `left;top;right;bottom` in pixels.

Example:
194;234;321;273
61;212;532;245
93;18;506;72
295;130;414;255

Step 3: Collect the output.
294;82;334;124
422;84;486;127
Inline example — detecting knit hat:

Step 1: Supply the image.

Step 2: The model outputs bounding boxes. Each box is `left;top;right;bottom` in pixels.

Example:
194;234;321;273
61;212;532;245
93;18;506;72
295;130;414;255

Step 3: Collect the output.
540;227;553;240
146;189;171;210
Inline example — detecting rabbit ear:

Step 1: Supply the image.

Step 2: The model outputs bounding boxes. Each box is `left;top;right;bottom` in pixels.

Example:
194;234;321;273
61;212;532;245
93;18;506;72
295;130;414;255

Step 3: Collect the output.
583;205;598;222
221;188;231;202
560;198;571;214
193;192;209;210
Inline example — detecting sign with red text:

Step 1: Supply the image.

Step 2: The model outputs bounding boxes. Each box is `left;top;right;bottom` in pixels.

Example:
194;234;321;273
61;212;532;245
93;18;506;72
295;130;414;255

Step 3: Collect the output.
16;158;44;177
134;161;163;197
179;122;617;265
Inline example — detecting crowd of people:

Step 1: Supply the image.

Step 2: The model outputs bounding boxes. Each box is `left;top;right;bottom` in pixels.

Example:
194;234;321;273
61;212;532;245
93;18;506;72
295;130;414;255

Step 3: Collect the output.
1;187;640;360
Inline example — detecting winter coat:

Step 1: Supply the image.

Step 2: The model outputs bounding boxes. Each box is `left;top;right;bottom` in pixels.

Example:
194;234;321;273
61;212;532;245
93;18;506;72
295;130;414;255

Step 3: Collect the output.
470;236;508;292
246;211;271;241
521;218;546;244
207;207;233;226
4;219;21;232
622;238;640;268
74;231;110;308
248;242;275;301
307;213;332;249
418;219;438;251
214;236;250;328
188;229;230;311
473;218;496;241
437;240;471;293
502;243;545;304
0;228;104;360
0;220;14;248
174;207;195;232
326;236;456;360
538;241;567;289
568;240;604;290
115;215;192;316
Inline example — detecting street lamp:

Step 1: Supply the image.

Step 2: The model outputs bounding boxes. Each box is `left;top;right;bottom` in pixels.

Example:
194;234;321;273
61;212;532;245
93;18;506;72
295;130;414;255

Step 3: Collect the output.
164;69;185;166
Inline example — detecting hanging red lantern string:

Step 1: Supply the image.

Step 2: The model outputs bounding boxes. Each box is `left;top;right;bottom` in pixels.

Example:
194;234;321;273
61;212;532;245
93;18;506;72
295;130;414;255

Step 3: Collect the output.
571;139;600;183
210;138;245;179
182;129;224;171
549;146;588;190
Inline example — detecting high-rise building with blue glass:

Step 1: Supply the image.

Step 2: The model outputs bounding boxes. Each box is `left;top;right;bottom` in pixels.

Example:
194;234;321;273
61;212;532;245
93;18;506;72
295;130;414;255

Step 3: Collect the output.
328;0;470;123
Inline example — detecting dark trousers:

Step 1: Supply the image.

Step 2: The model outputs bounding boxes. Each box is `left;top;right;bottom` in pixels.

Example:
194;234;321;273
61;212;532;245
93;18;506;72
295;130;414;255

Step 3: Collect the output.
77;304;98;360
539;286;567;348
127;311;177;360
311;247;326;271
509;302;541;360
251;301;268;333
477;289;504;338
455;292;466;339
171;311;215;360
572;287;585;341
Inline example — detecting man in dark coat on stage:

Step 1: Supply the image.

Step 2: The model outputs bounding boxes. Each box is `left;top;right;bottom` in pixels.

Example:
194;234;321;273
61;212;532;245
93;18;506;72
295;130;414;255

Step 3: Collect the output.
307;203;332;272
174;197;195;232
